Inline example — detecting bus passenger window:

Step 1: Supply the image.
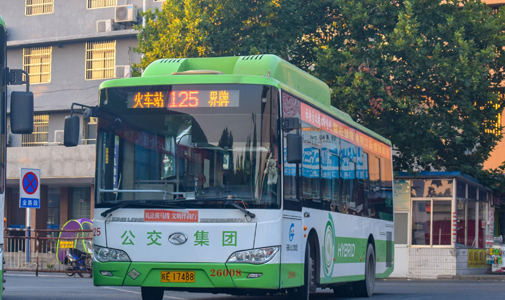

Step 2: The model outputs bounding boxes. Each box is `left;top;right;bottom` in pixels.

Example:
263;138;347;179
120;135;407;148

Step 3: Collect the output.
330;155;340;211
300;146;320;200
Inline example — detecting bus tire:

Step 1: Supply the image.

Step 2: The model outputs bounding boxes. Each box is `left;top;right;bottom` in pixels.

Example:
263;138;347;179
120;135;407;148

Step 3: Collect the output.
353;243;375;297
291;240;315;300
141;287;164;300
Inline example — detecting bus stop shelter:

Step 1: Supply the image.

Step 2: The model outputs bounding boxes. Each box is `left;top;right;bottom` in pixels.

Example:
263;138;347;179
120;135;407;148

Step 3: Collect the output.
391;172;497;278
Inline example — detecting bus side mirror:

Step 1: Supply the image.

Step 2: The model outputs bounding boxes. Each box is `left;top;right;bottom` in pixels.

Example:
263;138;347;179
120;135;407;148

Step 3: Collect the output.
286;134;303;164
10;91;34;134
64;115;80;147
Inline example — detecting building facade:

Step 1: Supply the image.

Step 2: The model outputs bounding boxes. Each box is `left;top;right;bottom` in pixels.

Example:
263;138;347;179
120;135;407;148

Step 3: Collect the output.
0;0;164;231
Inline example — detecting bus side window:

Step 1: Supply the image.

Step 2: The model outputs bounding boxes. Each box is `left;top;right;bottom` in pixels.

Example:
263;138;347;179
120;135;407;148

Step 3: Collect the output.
368;155;381;218
299;145;320;201
356;147;366;216
331;154;341;211
363;152;370;217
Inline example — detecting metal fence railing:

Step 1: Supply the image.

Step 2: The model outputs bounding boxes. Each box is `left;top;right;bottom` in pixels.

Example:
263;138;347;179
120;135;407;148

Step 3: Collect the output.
4;228;93;276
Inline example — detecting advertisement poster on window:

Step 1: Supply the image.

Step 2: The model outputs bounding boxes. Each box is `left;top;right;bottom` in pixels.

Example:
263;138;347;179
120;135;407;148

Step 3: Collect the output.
394;180;410;211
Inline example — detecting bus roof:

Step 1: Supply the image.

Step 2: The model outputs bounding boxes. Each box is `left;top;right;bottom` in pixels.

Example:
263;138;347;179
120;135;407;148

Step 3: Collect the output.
99;55;391;146
0;15;5;28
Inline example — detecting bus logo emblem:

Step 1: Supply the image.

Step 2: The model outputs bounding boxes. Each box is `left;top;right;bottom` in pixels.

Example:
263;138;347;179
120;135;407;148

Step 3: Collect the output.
322;214;335;281
289;223;295;242
168;232;188;245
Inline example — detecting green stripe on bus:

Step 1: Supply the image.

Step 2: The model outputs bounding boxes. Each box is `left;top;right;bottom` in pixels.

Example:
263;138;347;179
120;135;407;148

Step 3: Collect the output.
95;261;281;289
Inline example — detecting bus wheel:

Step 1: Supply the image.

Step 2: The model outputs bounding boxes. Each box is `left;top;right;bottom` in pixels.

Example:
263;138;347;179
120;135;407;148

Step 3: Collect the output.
291;241;315;300
353;243;375;297
141;287;164;300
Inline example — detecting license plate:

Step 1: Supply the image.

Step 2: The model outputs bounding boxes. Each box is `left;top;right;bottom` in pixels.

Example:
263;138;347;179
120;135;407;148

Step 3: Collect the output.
161;271;195;283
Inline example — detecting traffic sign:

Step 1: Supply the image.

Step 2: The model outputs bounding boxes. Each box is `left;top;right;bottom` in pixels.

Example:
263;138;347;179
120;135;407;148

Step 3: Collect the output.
20;168;40;209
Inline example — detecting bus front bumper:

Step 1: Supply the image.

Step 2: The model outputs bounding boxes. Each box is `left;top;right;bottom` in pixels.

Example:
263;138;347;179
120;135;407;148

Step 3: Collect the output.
93;261;280;290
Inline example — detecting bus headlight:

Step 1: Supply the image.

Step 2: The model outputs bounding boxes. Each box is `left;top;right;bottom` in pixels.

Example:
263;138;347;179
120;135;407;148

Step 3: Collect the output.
227;246;279;264
93;245;131;263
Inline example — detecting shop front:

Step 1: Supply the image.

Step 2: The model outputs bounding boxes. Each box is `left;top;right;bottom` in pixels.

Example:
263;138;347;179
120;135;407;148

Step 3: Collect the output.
391;172;497;279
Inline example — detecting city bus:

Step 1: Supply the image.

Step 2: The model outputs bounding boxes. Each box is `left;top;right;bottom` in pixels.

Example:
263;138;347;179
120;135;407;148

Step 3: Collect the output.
64;54;394;300
0;15;34;298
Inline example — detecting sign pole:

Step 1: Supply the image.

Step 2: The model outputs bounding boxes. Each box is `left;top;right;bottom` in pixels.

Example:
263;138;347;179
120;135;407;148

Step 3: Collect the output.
20;168;41;264
26;208;30;263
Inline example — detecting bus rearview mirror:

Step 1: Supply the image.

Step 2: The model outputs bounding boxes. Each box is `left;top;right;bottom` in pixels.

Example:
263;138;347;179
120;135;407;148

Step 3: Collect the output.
286;134;303;164
10;91;34;134
64;115;80;147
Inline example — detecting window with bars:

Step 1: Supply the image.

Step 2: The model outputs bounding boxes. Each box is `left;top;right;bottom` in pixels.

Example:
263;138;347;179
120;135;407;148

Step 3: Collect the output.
25;0;54;16
85;40;116;80
22;114;49;147
23;47;52;84
87;0;116;9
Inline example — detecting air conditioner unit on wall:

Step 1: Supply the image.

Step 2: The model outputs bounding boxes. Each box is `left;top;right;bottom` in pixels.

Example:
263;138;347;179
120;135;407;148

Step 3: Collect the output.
54;130;64;145
116;65;131;78
115;5;137;23
97;19;115;33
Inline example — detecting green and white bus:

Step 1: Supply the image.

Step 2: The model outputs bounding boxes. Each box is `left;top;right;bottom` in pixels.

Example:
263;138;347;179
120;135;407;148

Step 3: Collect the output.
66;55;394;300
0;15;34;298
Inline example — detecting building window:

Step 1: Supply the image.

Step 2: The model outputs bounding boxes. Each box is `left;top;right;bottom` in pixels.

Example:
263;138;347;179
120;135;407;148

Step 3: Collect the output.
87;0;116;9
411;199;451;246
23;47;52;84
70;187;91;220
47;187;60;235
25;0;54;16
22;114;49;147
85;40;116;80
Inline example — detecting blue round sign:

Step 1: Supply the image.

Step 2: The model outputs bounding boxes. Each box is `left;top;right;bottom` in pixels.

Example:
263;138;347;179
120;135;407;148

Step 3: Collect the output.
289;223;295;242
22;172;38;195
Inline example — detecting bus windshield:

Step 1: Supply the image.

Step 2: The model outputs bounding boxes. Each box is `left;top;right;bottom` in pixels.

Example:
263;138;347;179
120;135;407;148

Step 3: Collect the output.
96;84;280;209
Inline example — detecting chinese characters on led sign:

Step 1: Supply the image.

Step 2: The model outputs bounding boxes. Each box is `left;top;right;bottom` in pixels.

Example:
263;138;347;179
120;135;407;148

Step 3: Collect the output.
127;90;240;109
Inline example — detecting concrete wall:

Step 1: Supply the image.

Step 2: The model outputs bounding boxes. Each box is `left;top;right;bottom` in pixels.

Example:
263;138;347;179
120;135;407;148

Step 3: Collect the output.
6;38;140;112
391;245;409;278
408;248;457;279
0;0;163;41
2;0;148;112
402;247;488;279
6;144;95;184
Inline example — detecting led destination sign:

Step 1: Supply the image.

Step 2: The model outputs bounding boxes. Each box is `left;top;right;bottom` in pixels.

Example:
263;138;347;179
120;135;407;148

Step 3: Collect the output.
127;90;240;109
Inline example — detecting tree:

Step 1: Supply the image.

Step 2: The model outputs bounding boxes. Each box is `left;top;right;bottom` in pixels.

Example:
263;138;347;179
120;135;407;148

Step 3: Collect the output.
310;0;505;177
134;0;505;186
133;0;313;70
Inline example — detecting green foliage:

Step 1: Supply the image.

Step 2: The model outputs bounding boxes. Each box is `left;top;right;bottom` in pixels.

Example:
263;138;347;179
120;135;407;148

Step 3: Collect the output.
310;0;505;181
133;0;313;71
135;0;505;192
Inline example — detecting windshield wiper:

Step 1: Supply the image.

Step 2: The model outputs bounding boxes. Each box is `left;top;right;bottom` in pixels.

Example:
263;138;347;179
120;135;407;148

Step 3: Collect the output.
100;200;183;217
193;198;256;219
225;200;256;219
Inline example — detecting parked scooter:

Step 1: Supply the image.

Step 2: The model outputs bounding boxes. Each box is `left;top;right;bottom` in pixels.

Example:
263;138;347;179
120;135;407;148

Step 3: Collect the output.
65;248;92;277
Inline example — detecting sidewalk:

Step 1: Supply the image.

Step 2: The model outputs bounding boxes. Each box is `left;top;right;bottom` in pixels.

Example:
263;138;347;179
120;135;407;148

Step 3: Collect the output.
386;274;505;281
437;274;505;281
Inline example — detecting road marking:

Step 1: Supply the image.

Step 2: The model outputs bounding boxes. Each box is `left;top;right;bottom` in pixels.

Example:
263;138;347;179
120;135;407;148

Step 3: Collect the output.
101;286;185;300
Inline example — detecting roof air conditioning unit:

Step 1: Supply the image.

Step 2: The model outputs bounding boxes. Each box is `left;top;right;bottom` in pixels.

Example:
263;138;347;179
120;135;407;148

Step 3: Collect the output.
54;130;64;145
115;5;137;23
116;65;131;78
97;19;114;33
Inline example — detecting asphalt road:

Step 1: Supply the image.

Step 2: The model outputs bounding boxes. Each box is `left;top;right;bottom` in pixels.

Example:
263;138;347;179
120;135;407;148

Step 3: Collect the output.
4;272;505;300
